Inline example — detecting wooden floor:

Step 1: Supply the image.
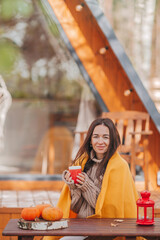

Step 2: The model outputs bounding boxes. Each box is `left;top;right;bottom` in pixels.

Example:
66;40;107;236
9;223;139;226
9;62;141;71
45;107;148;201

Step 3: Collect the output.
0;190;60;208
0;183;160;213
1;182;160;209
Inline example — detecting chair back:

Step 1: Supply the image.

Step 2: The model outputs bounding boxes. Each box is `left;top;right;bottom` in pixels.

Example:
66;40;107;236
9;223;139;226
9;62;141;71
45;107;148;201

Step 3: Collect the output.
102;111;150;147
32;126;73;174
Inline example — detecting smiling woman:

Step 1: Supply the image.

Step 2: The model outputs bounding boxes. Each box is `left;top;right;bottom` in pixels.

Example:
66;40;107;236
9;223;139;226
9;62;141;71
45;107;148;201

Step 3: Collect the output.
45;117;139;240
91;124;110;160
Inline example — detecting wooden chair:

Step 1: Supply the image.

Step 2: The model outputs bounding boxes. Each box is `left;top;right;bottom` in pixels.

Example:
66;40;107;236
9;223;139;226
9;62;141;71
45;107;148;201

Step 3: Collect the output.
32;126;73;174
102;111;153;190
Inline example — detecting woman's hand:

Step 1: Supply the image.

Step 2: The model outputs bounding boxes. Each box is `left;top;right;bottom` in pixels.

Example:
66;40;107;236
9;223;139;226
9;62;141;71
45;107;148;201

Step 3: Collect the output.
64;170;73;183
76;172;86;187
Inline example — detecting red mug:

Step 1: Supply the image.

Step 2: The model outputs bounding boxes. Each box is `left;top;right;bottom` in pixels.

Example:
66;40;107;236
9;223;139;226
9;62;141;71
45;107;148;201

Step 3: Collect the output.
69;166;82;184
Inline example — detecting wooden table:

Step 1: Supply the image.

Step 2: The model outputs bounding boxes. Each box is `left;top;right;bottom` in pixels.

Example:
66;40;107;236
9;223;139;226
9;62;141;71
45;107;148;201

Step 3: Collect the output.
2;218;160;240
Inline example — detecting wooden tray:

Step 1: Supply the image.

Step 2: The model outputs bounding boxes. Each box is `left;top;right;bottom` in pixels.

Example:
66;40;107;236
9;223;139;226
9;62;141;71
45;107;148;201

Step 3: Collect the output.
18;218;68;230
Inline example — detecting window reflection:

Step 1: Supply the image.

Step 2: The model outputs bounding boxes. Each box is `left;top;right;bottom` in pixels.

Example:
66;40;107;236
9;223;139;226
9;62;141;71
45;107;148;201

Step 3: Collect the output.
1;99;79;174
0;0;94;175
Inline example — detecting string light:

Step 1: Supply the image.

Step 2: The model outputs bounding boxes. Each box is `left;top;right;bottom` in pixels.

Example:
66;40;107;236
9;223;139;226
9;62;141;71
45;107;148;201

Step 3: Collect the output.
99;46;109;55
75;3;84;12
124;88;133;96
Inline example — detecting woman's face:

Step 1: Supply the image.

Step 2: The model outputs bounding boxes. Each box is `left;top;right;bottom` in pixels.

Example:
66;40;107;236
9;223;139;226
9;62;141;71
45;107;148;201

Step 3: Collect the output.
91;124;110;160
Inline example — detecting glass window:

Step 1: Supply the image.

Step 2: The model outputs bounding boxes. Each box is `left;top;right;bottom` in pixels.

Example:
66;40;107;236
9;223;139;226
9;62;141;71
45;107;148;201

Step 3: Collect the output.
0;0;101;176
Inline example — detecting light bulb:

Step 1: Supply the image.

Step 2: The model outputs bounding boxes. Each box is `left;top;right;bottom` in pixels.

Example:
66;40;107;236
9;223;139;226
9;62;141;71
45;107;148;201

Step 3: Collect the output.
99;46;109;55
75;4;83;12
99;47;106;55
124;89;133;96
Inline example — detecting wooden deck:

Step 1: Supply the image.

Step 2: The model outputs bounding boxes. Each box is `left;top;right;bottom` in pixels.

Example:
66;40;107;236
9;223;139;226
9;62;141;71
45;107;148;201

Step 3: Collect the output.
1;182;160;240
0;190;60;208
1;187;160;210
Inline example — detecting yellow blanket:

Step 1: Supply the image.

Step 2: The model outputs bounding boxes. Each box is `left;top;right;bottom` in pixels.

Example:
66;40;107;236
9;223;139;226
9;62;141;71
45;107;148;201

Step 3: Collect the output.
58;151;139;218
44;152;143;240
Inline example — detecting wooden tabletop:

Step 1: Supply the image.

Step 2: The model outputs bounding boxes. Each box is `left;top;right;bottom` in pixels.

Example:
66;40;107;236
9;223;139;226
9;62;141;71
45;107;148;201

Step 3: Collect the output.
2;218;160;239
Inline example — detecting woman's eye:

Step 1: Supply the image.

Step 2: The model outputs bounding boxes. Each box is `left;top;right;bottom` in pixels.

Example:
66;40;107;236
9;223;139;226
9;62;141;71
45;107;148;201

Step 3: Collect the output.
93;135;98;138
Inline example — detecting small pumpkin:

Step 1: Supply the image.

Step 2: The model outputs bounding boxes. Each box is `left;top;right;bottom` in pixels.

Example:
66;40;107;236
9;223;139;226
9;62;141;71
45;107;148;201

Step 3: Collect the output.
36;204;52;218
21;207;40;221
42;206;63;221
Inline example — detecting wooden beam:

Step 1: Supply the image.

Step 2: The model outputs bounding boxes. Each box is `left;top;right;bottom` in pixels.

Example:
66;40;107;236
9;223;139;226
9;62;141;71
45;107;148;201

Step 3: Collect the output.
0;181;64;190
47;0;124;111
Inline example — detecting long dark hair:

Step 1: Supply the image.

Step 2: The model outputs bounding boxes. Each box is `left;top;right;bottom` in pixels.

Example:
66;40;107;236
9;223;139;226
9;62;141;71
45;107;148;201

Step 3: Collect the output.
73;118;121;177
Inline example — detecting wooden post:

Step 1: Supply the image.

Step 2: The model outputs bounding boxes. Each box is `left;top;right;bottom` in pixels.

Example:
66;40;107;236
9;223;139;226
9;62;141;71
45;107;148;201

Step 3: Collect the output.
48;127;55;174
75;131;87;147
131;135;136;180
143;136;149;190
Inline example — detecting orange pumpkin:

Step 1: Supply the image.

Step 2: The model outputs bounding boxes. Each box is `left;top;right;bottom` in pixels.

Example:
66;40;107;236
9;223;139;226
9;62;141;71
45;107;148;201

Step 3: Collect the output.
42;206;63;221
21;207;40;221
36;204;52;218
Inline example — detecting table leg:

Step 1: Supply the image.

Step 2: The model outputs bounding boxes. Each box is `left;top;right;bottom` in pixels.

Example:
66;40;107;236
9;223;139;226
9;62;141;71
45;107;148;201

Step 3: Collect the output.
18;236;34;240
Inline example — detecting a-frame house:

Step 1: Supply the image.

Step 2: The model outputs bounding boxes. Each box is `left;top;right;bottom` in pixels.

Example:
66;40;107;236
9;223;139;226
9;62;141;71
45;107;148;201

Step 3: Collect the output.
45;0;160;190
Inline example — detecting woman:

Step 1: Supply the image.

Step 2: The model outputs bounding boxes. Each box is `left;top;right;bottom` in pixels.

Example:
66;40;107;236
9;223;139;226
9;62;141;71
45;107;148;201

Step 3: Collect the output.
44;118;139;240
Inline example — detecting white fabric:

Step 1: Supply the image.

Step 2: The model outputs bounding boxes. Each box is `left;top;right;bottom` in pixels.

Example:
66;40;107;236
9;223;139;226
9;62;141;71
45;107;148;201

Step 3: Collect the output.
0;75;12;151
72;87;97;160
